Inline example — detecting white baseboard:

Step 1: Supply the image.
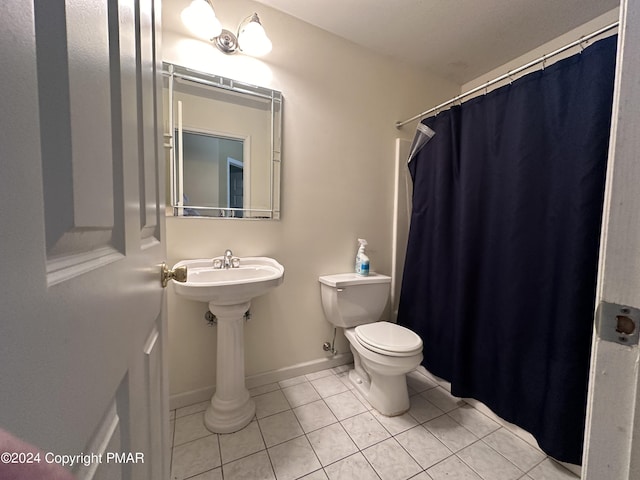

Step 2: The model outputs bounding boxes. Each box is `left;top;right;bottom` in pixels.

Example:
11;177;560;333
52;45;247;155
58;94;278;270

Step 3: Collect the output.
169;352;353;411
170;385;215;412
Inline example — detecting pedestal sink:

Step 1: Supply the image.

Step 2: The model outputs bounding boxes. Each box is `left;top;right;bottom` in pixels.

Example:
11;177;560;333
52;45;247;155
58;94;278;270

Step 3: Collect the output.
172;256;284;433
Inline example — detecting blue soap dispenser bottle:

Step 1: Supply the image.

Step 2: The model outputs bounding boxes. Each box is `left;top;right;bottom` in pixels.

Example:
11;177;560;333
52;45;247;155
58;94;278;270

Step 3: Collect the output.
355;239;370;276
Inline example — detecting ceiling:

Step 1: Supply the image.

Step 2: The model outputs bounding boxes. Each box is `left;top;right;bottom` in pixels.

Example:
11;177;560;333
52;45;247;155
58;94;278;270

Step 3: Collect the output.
253;0;619;85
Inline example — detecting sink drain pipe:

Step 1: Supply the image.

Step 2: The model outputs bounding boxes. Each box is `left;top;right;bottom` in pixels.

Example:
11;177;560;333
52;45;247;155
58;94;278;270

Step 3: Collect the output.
205;310;251;326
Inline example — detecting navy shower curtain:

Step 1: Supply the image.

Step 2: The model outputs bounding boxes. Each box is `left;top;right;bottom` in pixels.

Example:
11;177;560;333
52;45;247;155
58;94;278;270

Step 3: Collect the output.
398;35;617;465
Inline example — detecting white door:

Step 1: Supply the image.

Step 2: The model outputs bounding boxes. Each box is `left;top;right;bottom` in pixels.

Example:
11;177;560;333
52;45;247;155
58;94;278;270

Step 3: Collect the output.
0;1;168;479
582;1;640;478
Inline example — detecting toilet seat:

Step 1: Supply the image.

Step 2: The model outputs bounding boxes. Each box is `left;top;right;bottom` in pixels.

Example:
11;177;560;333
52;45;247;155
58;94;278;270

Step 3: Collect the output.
355;322;422;357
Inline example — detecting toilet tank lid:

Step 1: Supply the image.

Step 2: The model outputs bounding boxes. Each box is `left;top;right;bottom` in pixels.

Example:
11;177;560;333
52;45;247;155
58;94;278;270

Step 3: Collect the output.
318;273;391;287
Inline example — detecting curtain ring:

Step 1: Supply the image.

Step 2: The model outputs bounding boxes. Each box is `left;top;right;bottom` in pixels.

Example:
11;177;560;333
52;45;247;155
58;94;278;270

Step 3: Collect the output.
579;36;588;53
542;54;547;70
508;71;514;84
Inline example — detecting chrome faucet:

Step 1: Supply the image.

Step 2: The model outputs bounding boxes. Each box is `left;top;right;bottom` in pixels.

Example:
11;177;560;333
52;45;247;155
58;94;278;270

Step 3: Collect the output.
213;249;239;269
224;249;233;269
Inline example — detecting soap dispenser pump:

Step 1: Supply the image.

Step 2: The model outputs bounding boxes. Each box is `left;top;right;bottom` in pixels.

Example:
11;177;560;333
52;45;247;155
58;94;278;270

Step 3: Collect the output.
355;239;370;276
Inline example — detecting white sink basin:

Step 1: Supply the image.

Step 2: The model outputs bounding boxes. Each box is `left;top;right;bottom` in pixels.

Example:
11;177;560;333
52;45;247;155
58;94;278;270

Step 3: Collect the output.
171;255;284;434
173;256;284;305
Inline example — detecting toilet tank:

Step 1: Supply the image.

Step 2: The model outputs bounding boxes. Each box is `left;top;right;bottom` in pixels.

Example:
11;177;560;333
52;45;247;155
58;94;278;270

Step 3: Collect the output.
318;273;391;328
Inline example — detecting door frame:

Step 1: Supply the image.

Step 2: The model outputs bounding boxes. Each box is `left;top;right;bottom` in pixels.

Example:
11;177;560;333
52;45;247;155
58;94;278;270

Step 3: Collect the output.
582;0;640;477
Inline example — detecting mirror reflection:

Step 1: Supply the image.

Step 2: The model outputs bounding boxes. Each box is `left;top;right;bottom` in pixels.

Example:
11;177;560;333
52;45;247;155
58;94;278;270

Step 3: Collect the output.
163;63;282;219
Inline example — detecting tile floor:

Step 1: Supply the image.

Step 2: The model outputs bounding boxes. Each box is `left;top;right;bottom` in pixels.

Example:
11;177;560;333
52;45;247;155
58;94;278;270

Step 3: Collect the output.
169;366;579;480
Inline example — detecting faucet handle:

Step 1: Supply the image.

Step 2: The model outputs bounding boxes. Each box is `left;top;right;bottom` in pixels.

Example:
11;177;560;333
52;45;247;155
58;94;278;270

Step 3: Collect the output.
231;257;240;268
213;258;223;269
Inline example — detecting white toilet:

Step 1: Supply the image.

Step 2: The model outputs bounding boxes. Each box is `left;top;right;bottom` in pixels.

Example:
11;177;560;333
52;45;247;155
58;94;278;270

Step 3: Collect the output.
319;273;423;416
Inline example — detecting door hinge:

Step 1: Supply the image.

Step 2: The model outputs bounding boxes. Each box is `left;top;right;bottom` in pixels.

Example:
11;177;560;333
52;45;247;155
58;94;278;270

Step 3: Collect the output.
596;301;640;346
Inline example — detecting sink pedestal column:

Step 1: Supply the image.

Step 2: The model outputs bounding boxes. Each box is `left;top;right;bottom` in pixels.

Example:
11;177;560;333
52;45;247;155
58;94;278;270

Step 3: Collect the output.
204;301;255;433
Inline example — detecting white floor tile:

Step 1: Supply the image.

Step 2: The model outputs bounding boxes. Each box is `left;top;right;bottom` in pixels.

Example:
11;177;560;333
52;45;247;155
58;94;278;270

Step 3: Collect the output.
189;468;223;480
218;420;265;464
293;400;338;433
173;412;211;446
167;369;570;480
395;425;452;470
176;400;210;418
482;428;546;472
504;422;541;449
448;405;501;438
351;386;374;409
372;409;419;435
528;458;579;479
463;398;505;424
427;455;483;480
340;411;390;450
323;390;368;421
258;410;304;447
222;451;275;480
324;452;380;480
408;473;432;480
336;372;356;390
306;368;335;381
278;374;308;388
254;390;291;419
171;435;221;480
332;364;351;374
421;386;466;412
362;438;422;480
300;469;329;480
557;461;581;477
249;383;280;397
282;381;321;408
415;366;445;385
307;423;358;466
424;415;478;452
311;375;350;398
457;441;523;480
407;370;438;392
408;394;445;423
268;436;322;480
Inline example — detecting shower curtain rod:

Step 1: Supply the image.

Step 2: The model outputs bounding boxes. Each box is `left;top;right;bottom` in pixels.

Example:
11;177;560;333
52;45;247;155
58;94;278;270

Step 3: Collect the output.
395;21;619;128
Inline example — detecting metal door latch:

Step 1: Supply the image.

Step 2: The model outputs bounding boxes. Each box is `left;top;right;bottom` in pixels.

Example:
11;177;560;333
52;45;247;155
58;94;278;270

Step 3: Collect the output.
596;301;640;346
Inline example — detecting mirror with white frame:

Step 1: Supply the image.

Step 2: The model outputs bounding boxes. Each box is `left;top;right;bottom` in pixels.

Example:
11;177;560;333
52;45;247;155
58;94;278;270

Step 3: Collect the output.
163;63;282;219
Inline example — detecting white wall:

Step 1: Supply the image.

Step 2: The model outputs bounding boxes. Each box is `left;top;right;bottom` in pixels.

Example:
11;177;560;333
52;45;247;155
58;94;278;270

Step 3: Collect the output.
162;0;459;406
462;9;619;93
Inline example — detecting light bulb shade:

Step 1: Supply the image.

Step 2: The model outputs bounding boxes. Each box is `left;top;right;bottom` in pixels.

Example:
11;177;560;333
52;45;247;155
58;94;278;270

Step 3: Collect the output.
237;15;272;56
181;0;222;40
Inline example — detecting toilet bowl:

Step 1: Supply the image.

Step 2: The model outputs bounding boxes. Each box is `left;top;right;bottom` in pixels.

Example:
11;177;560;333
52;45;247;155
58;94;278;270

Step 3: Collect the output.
319;273;423;416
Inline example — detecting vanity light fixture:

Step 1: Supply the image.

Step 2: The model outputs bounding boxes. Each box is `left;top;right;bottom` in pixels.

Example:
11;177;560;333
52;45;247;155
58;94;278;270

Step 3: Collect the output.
181;0;272;57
